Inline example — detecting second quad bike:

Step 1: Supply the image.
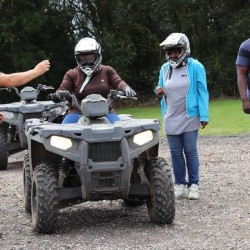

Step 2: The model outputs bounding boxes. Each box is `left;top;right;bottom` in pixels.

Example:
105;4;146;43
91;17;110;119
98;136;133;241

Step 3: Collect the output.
0;84;67;170
24;90;175;234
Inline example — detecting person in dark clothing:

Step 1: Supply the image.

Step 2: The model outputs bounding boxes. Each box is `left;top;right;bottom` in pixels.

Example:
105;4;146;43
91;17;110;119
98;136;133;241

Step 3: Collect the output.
236;38;250;114
48;37;136;124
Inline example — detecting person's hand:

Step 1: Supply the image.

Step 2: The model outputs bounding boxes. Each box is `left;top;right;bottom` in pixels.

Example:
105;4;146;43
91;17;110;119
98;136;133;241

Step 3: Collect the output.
34;60;50;76
0;112;3;124
155;86;166;97
48;91;72;103
242;99;250;114
48;92;61;103
200;121;208;129
123;86;136;97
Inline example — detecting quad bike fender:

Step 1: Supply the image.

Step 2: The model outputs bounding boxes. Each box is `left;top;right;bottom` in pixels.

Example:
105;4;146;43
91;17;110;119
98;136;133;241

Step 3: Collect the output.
25;117;161;172
28;139;61;173
26;127;160;165
0;100;56;113
0;101;64;125
0;112;25;127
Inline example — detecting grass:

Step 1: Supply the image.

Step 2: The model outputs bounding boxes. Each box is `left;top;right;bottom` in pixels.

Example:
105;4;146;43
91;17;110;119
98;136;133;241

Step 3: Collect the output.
116;99;250;136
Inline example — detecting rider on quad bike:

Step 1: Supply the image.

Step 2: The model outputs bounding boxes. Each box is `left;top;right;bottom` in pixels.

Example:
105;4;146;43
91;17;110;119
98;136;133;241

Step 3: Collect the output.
48;37;136;125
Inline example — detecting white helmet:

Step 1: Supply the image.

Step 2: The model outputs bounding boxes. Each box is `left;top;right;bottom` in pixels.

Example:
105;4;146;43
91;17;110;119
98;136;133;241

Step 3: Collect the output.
75;37;102;75
160;33;190;68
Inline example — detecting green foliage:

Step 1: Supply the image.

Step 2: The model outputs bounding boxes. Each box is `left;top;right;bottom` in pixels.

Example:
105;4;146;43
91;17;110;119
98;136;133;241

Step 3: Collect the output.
0;0;249;101
66;0;250;96
0;0;75;102
98;32;136;82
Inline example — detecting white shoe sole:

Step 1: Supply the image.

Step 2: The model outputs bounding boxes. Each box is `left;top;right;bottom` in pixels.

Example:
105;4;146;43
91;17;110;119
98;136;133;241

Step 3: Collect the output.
175;191;188;199
188;194;199;200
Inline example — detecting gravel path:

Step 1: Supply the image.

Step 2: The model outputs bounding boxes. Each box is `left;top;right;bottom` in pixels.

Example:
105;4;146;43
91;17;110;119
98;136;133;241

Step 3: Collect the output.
0;135;249;250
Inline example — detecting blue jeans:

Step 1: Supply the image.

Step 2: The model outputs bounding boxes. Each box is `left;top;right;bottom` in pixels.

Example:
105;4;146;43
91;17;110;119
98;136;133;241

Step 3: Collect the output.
167;130;199;186
62;113;82;124
61;112;120;124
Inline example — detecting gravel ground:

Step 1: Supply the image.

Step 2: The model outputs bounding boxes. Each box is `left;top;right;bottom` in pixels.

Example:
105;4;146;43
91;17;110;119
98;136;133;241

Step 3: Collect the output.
0;134;249;250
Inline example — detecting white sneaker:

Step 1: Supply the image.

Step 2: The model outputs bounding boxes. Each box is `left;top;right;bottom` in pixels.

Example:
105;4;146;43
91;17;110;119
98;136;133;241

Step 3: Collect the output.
188;184;199;200
175;184;188;199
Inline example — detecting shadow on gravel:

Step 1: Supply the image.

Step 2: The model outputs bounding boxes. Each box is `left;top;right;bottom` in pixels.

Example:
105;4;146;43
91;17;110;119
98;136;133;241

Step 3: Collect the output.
54;203;169;234
5;161;23;171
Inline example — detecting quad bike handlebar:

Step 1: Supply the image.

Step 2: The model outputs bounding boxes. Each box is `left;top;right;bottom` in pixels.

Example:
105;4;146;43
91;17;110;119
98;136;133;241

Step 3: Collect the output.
107;90;137;107
0;84;54;102
0;86;20;96
0;84;54;95
49;90;137;110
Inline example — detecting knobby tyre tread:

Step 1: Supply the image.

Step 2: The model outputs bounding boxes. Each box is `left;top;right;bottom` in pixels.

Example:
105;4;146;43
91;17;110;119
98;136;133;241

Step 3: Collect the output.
0;123;8;170
23;153;32;213
31;162;59;234
147;157;175;224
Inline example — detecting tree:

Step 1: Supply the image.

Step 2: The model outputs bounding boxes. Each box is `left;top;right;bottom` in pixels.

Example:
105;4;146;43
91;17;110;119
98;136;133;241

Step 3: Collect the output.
0;0;75;102
1;0;250;99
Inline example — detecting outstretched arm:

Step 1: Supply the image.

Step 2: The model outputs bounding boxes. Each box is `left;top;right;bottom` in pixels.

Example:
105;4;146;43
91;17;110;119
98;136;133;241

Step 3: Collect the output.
0;60;50;87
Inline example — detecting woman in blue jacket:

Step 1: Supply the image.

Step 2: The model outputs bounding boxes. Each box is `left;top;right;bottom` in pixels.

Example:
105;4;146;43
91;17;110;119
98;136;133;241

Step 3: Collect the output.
155;33;209;200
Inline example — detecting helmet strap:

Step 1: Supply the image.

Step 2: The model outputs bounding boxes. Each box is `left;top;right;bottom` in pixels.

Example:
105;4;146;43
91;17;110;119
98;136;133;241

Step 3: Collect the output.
167;66;173;80
182;60;187;66
79;74;92;93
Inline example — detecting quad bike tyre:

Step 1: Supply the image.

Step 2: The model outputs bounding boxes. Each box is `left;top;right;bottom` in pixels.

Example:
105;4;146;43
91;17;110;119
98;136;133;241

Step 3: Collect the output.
23;153;32;213
31;162;59;234
0;123;8;170
147;157;175;224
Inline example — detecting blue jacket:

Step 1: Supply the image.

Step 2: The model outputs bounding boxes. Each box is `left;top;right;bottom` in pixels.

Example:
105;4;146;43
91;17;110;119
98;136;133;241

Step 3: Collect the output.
156;57;209;122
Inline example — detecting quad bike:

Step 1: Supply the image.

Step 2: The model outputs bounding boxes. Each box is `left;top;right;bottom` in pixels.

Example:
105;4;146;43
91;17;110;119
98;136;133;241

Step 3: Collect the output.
24;90;175;234
0;84;67;170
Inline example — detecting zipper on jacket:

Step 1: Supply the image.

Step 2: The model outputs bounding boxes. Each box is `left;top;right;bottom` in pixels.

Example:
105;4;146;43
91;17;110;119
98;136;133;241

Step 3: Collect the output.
185;64;190;118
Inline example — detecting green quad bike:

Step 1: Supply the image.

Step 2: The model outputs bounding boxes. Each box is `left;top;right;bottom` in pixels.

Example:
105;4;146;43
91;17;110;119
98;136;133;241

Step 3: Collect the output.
23;90;175;234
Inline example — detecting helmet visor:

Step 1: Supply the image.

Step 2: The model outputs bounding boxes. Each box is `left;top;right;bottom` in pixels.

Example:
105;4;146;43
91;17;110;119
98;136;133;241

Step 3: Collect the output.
166;48;182;57
78;53;96;66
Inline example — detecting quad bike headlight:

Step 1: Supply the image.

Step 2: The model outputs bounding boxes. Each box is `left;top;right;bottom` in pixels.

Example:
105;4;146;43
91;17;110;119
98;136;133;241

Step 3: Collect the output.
133;130;154;146
50;136;72;150
2;111;14;120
